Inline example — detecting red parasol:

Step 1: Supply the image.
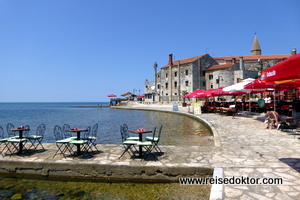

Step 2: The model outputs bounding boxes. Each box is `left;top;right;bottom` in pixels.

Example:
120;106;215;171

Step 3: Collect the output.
244;78;300;90
107;94;117;97
184;89;212;98
260;53;300;82
208;87;248;96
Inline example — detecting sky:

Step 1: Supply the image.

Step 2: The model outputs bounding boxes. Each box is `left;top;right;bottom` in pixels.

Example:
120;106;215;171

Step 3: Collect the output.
0;0;299;102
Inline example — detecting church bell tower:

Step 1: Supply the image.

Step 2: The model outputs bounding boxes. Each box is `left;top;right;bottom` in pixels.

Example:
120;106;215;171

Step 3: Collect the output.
251;34;262;55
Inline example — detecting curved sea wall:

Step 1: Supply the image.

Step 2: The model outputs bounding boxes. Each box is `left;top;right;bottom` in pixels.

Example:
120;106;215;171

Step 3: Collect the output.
113;103;221;147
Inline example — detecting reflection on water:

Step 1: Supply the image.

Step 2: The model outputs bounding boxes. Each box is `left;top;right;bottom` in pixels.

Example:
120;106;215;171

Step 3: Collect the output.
142;111;213;146
0;103;213;199
0;176;211;200
0;103;213;146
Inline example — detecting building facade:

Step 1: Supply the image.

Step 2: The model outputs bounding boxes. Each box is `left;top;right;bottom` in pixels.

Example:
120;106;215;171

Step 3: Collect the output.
144;35;297;102
152;54;218;102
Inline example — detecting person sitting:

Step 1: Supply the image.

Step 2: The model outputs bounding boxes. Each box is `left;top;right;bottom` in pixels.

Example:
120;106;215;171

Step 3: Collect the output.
264;95;271;103
266;110;279;129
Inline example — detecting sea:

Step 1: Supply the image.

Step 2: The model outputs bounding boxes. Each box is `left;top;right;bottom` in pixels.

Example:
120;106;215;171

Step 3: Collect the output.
0;102;212;146
0;102;212;199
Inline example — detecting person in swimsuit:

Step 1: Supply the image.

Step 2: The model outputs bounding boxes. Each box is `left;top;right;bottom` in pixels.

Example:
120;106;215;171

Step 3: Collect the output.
266;110;279;129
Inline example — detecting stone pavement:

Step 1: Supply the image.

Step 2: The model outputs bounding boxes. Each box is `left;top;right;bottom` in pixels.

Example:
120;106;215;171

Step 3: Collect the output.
122;103;300;200
1;103;300;199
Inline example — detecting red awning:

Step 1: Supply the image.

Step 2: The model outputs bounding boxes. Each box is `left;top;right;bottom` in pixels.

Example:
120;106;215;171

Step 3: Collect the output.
261;53;300;82
184;89;212;98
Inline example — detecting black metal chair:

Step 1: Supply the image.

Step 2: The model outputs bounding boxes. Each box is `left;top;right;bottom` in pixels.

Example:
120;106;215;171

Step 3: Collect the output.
145;125;163;155
22;125;30;138
88;123;100;153
123;123;139;141
82;126;91;139
62;124;74;139
25;124;45;151
119;124;138;159
6;123;15;138
53;125;73;158
0;126;13;156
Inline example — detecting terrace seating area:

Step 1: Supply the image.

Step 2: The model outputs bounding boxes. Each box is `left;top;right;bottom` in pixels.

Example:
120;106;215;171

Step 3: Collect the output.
0;122;164;161
0;123;100;158
201;100;294;117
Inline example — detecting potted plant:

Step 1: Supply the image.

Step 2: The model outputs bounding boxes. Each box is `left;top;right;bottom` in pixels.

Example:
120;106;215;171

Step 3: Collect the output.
182;90;188;107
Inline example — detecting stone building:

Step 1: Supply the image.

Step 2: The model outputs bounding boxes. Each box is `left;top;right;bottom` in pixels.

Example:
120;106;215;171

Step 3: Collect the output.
151;54;218;102
144;35;297;102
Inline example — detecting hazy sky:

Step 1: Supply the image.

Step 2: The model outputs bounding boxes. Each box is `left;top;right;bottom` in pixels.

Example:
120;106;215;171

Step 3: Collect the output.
1;0;299;102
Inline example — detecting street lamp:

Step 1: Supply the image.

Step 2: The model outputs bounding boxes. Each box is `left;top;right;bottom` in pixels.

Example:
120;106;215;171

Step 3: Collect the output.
153;62;158;101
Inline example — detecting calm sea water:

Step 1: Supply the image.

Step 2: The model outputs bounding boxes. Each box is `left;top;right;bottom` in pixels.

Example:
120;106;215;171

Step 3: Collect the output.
0;102;213;199
0;102;212;146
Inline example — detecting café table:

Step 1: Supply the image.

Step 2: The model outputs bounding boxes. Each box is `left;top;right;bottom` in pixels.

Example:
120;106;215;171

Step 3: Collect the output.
66;129;88;156
129;129;152;158
10;127;30;154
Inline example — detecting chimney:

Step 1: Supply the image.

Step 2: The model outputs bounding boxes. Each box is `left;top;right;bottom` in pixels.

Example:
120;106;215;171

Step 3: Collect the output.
168;54;173;65
239;56;244;70
231;58;236;63
292;48;297;56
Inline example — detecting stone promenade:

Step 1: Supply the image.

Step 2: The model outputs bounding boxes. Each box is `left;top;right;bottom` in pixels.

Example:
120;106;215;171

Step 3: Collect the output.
1;103;300;199
122;103;300;200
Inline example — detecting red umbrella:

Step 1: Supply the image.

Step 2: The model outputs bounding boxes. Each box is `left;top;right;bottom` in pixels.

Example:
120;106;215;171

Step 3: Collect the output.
184;89;212;98
261;53;300;82
208;87;248;96
244;79;275;89
244;78;300;89
107;94;117;97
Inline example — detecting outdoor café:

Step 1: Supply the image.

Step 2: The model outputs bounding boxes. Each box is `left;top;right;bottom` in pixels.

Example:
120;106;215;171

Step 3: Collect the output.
183;53;300;119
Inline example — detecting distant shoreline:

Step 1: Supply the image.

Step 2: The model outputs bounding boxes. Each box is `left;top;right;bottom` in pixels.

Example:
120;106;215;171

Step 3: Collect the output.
71;105;110;108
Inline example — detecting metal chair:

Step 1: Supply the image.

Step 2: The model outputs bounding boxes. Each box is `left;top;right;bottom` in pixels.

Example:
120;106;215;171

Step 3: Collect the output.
136;126;159;160
123;124;139;141
6;123;15;138
62;124;74;139
53;125;73;158
0;126;13;156
82;126;91;139
69;138;91;157
119;124;138;159
88;123;100;153
145;125;163;155
25;124;45;151
21;125;31;138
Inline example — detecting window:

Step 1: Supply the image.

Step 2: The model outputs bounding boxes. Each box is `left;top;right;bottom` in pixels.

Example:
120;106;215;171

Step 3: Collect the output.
185;81;188;86
174;93;177;95
157;75;160;79
203;82;206;87
209;75;213;80
216;79;220;84
166;73;168;78
185;70;188;75
174;71;177;77
165;82;168;89
174;81;177;88
237;78;241;83
157;84;160;89
210;84;213;89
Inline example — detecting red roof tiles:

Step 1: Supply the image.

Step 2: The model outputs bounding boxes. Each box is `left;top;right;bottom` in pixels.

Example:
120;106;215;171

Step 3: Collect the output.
208;63;234;70
161;54;206;68
213;54;292;61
